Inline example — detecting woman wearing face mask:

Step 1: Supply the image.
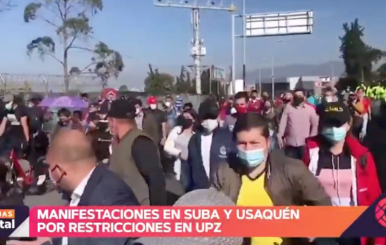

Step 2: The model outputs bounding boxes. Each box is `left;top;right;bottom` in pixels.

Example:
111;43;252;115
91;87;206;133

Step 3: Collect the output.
304;102;384;245
187;98;235;191
213;112;331;245
164;109;197;190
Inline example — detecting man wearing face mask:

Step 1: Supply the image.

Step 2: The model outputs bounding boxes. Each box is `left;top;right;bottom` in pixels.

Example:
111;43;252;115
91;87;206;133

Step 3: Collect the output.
147;96;167;144
213;113;331;245
187;99;234;191
234;91;249;114
41;129;139;245
133;99;160;144
164;95;179;134
277;88;319;160
247;89;263;113
108;99;166;206
304;102;384;245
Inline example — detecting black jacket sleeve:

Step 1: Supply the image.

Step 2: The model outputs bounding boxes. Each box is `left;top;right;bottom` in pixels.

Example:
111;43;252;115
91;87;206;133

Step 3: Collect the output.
132;136;167;205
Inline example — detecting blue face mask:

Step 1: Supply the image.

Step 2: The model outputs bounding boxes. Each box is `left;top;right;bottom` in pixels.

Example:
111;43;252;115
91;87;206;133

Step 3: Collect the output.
238;148;266;167
322;126;347;144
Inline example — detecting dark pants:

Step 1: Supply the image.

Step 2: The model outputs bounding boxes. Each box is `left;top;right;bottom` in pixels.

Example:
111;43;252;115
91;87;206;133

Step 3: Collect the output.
284;145;305;161
352;116;363;139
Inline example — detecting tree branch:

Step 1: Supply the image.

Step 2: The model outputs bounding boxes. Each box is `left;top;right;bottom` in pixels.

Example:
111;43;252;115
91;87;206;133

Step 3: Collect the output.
54;0;64;20
69;46;94;52
66;36;77;51
40;17;58;27
46;53;64;66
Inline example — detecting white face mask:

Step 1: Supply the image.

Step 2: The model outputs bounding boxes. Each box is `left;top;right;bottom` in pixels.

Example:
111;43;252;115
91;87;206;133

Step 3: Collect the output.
230;107;237;114
201;119;218;133
135;108;141;115
165;102;171;107
150;104;157;110
5;102;12;110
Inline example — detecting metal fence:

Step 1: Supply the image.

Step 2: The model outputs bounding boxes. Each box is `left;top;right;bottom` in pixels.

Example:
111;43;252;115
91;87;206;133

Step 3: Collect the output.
0;73;101;93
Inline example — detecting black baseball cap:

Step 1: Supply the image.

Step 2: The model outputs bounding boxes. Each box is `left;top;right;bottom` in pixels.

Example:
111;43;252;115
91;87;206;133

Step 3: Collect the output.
107;99;136;119
318;101;351;127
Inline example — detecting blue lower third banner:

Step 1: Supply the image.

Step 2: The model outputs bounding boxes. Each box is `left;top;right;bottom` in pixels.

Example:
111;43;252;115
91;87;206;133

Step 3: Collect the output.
0;206;29;237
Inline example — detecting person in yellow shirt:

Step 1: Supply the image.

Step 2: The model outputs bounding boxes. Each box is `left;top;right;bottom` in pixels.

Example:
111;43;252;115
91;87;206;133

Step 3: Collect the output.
212;112;331;245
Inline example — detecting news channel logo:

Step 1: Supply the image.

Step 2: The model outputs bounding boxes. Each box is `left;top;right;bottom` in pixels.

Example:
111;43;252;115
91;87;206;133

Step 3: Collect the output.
0;206;30;238
375;198;386;228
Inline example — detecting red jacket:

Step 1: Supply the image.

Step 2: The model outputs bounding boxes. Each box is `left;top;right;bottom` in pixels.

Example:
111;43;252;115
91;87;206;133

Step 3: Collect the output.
304;135;384;245
247;99;263;113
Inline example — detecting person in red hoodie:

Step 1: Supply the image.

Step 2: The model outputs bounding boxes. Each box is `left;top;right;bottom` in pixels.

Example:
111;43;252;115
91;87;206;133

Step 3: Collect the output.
303;101;384;245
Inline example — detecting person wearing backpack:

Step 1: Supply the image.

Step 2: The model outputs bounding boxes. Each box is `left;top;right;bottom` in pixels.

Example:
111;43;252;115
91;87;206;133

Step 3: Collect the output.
303;101;384;245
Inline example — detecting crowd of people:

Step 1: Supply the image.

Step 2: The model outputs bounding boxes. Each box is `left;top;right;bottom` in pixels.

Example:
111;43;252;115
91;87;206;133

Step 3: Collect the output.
1;86;386;245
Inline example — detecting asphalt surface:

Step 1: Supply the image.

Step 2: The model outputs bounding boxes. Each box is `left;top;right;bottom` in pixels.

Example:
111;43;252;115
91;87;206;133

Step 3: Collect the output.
24;190;68;208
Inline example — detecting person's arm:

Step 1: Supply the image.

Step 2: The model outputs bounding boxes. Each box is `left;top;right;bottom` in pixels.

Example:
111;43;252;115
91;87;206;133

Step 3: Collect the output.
164;126;182;157
309;108;319;137
352;100;364;114
289;160;332;206
20;116;29;142
132;136;167;206
276;105;289;139
0;117;7;137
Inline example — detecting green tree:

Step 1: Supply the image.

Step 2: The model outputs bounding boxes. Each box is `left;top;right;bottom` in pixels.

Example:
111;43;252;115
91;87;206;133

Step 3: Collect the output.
144;64;175;95
24;0;123;92
118;84;129;92
340;19;384;83
175;66;192;93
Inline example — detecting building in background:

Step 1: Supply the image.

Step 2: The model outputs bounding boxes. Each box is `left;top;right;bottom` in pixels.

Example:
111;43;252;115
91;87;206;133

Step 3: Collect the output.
256;76;339;97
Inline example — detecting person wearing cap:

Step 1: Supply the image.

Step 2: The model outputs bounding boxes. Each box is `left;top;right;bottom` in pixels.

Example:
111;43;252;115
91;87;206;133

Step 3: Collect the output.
304;101;384;245
108;99;167;206
132;99;160;144
0;94;30;158
187;98;234;191
147;96;167;144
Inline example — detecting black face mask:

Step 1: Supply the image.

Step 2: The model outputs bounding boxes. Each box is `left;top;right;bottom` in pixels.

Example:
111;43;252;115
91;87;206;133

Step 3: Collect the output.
293;96;304;106
178;117;193;130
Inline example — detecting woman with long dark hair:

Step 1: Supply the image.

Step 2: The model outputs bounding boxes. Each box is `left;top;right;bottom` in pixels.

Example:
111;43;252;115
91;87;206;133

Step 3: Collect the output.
164;108;197;189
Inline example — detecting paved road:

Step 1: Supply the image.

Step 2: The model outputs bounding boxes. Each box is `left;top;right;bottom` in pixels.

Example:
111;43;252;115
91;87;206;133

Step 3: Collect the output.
24;191;68;208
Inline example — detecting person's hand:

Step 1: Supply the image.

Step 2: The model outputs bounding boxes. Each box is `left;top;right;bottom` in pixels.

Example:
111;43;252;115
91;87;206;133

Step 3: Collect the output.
277;137;284;149
359;131;366;141
7;237;52;245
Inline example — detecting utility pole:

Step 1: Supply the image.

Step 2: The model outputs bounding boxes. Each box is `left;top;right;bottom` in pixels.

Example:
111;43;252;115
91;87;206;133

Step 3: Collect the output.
154;0;236;94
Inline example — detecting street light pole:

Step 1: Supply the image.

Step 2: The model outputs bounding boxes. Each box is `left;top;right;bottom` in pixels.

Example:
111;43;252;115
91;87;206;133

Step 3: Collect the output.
242;0;246;85
154;0;236;95
271;56;274;99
